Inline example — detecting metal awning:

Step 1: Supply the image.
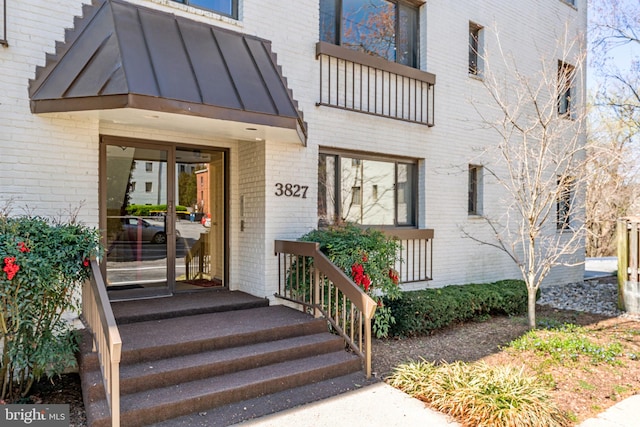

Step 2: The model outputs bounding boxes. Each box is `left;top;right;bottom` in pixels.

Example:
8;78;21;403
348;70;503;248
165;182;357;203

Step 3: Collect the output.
28;0;307;144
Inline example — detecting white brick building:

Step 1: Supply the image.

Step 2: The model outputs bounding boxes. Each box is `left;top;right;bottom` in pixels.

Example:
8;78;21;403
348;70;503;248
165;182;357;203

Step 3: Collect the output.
0;0;587;301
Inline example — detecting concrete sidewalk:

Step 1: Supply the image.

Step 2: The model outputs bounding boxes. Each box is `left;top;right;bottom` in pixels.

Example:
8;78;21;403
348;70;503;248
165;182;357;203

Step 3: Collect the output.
234;382;639;427
234;382;458;427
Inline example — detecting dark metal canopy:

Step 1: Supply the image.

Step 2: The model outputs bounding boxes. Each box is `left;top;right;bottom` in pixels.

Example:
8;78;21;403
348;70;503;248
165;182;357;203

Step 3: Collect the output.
29;0;307;143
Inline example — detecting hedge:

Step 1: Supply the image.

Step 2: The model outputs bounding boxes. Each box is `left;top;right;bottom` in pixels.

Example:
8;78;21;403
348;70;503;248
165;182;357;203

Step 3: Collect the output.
384;280;532;337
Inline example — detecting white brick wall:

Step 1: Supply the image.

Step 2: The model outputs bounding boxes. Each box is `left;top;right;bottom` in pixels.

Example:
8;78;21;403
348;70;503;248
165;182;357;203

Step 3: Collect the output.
0;0;588;303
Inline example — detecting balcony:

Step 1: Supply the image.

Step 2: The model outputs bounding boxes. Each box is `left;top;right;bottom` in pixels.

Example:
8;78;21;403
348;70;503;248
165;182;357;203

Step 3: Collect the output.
316;42;435;126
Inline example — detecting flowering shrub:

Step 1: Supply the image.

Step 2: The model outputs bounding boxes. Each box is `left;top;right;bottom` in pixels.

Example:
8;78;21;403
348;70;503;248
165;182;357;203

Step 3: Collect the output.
0;215;101;400
299;224;402;338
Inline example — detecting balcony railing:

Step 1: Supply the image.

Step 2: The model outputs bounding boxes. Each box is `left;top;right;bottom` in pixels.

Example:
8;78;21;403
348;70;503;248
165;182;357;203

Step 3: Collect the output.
378;228;434;284
316;42;435;126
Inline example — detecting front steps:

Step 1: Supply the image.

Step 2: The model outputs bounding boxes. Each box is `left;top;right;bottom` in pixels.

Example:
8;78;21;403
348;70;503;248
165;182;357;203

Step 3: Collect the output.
79;292;365;427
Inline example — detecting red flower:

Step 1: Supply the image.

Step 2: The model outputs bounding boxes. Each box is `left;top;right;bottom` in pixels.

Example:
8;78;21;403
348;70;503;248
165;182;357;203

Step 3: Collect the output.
362;275;371;292
362;253;368;263
83;258;90;267
17;242;30;253
388;269;399;285
351;263;364;285
3;257;19;281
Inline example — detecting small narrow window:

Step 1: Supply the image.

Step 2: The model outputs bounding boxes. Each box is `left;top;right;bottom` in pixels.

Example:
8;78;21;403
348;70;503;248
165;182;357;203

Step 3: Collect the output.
130;182;136;192
468;165;483;215
372;185;379;201
0;0;7;46
145;182;153;193
558;61;575;118
352;186;362;205
469;22;484;76
145;162;153;172
557;176;574;230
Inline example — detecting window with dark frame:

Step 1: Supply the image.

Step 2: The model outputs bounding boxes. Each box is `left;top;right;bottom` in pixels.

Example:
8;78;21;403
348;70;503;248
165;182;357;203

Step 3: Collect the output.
320;0;419;68
557;176;573;230
468;165;482;215
0;0;7;47
558;61;575;118
145;182;153;193
318;152;417;227
145;162;153;172
469;22;483;76
170;0;238;19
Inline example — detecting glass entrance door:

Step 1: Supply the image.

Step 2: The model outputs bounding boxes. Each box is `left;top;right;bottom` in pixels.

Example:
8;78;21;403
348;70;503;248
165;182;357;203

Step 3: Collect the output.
174;149;226;290
102;140;226;298
104;144;172;297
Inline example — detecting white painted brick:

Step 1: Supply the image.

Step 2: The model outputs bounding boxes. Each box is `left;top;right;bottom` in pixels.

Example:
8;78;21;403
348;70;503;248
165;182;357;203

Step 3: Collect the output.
0;0;587;302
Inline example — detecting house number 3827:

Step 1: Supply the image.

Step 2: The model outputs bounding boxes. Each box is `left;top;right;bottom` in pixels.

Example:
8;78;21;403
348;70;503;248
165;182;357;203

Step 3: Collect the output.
275;183;308;198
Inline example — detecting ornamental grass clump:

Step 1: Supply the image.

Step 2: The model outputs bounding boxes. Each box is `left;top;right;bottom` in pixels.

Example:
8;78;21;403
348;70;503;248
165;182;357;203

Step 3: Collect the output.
0;214;101;400
388;360;570;427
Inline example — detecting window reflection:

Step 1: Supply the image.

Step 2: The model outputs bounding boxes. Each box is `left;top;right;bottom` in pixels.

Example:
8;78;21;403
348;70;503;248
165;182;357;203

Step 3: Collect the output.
319;153;416;226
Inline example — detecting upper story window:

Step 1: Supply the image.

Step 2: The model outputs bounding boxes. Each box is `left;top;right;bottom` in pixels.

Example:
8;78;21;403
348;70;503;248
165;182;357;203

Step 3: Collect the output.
468;165;483;215
468;22;484;77
557;176;574;230
1;0;7;46
558;60;576;118
171;0;238;19
320;0;419;68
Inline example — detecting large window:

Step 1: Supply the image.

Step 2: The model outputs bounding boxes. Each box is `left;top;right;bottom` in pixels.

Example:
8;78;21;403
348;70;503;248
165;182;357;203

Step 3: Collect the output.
171;0;237;18
320;0;419;68
318;153;417;226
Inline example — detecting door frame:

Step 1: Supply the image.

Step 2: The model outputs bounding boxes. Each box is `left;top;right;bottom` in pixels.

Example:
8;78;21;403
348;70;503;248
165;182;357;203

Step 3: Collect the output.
99;135;229;300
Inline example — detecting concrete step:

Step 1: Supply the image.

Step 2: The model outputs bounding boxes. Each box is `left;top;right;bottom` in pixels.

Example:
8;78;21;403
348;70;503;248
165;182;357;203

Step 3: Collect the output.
111;291;269;324
86;351;361;427
80;297;364;427
116;305;328;364
84;333;346;401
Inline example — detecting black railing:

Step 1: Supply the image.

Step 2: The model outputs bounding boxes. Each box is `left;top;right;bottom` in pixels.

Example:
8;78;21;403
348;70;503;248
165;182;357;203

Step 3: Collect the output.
316;42;435;126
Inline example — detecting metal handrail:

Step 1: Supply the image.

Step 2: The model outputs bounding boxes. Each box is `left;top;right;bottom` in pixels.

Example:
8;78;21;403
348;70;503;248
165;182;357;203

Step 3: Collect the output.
82;259;122;427
274;240;377;378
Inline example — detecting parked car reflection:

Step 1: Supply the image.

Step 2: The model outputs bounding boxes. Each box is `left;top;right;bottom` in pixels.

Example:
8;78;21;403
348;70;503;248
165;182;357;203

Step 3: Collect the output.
119;217;180;244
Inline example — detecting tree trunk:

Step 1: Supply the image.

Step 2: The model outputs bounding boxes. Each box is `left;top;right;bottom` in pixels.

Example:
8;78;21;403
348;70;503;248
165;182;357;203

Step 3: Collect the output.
527;287;537;329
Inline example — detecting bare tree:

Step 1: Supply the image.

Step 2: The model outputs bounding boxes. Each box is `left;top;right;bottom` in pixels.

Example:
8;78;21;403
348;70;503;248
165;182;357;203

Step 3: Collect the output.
587;0;640;255
465;28;588;328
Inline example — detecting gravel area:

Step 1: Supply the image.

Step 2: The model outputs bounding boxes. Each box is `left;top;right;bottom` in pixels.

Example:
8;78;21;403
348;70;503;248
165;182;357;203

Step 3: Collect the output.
538;279;624;316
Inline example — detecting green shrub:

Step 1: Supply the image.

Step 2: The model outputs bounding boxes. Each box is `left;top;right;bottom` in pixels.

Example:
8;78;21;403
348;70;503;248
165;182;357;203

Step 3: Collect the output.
298;224;402;338
384;280;529;337
388;360;570;427
0;215;101;400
